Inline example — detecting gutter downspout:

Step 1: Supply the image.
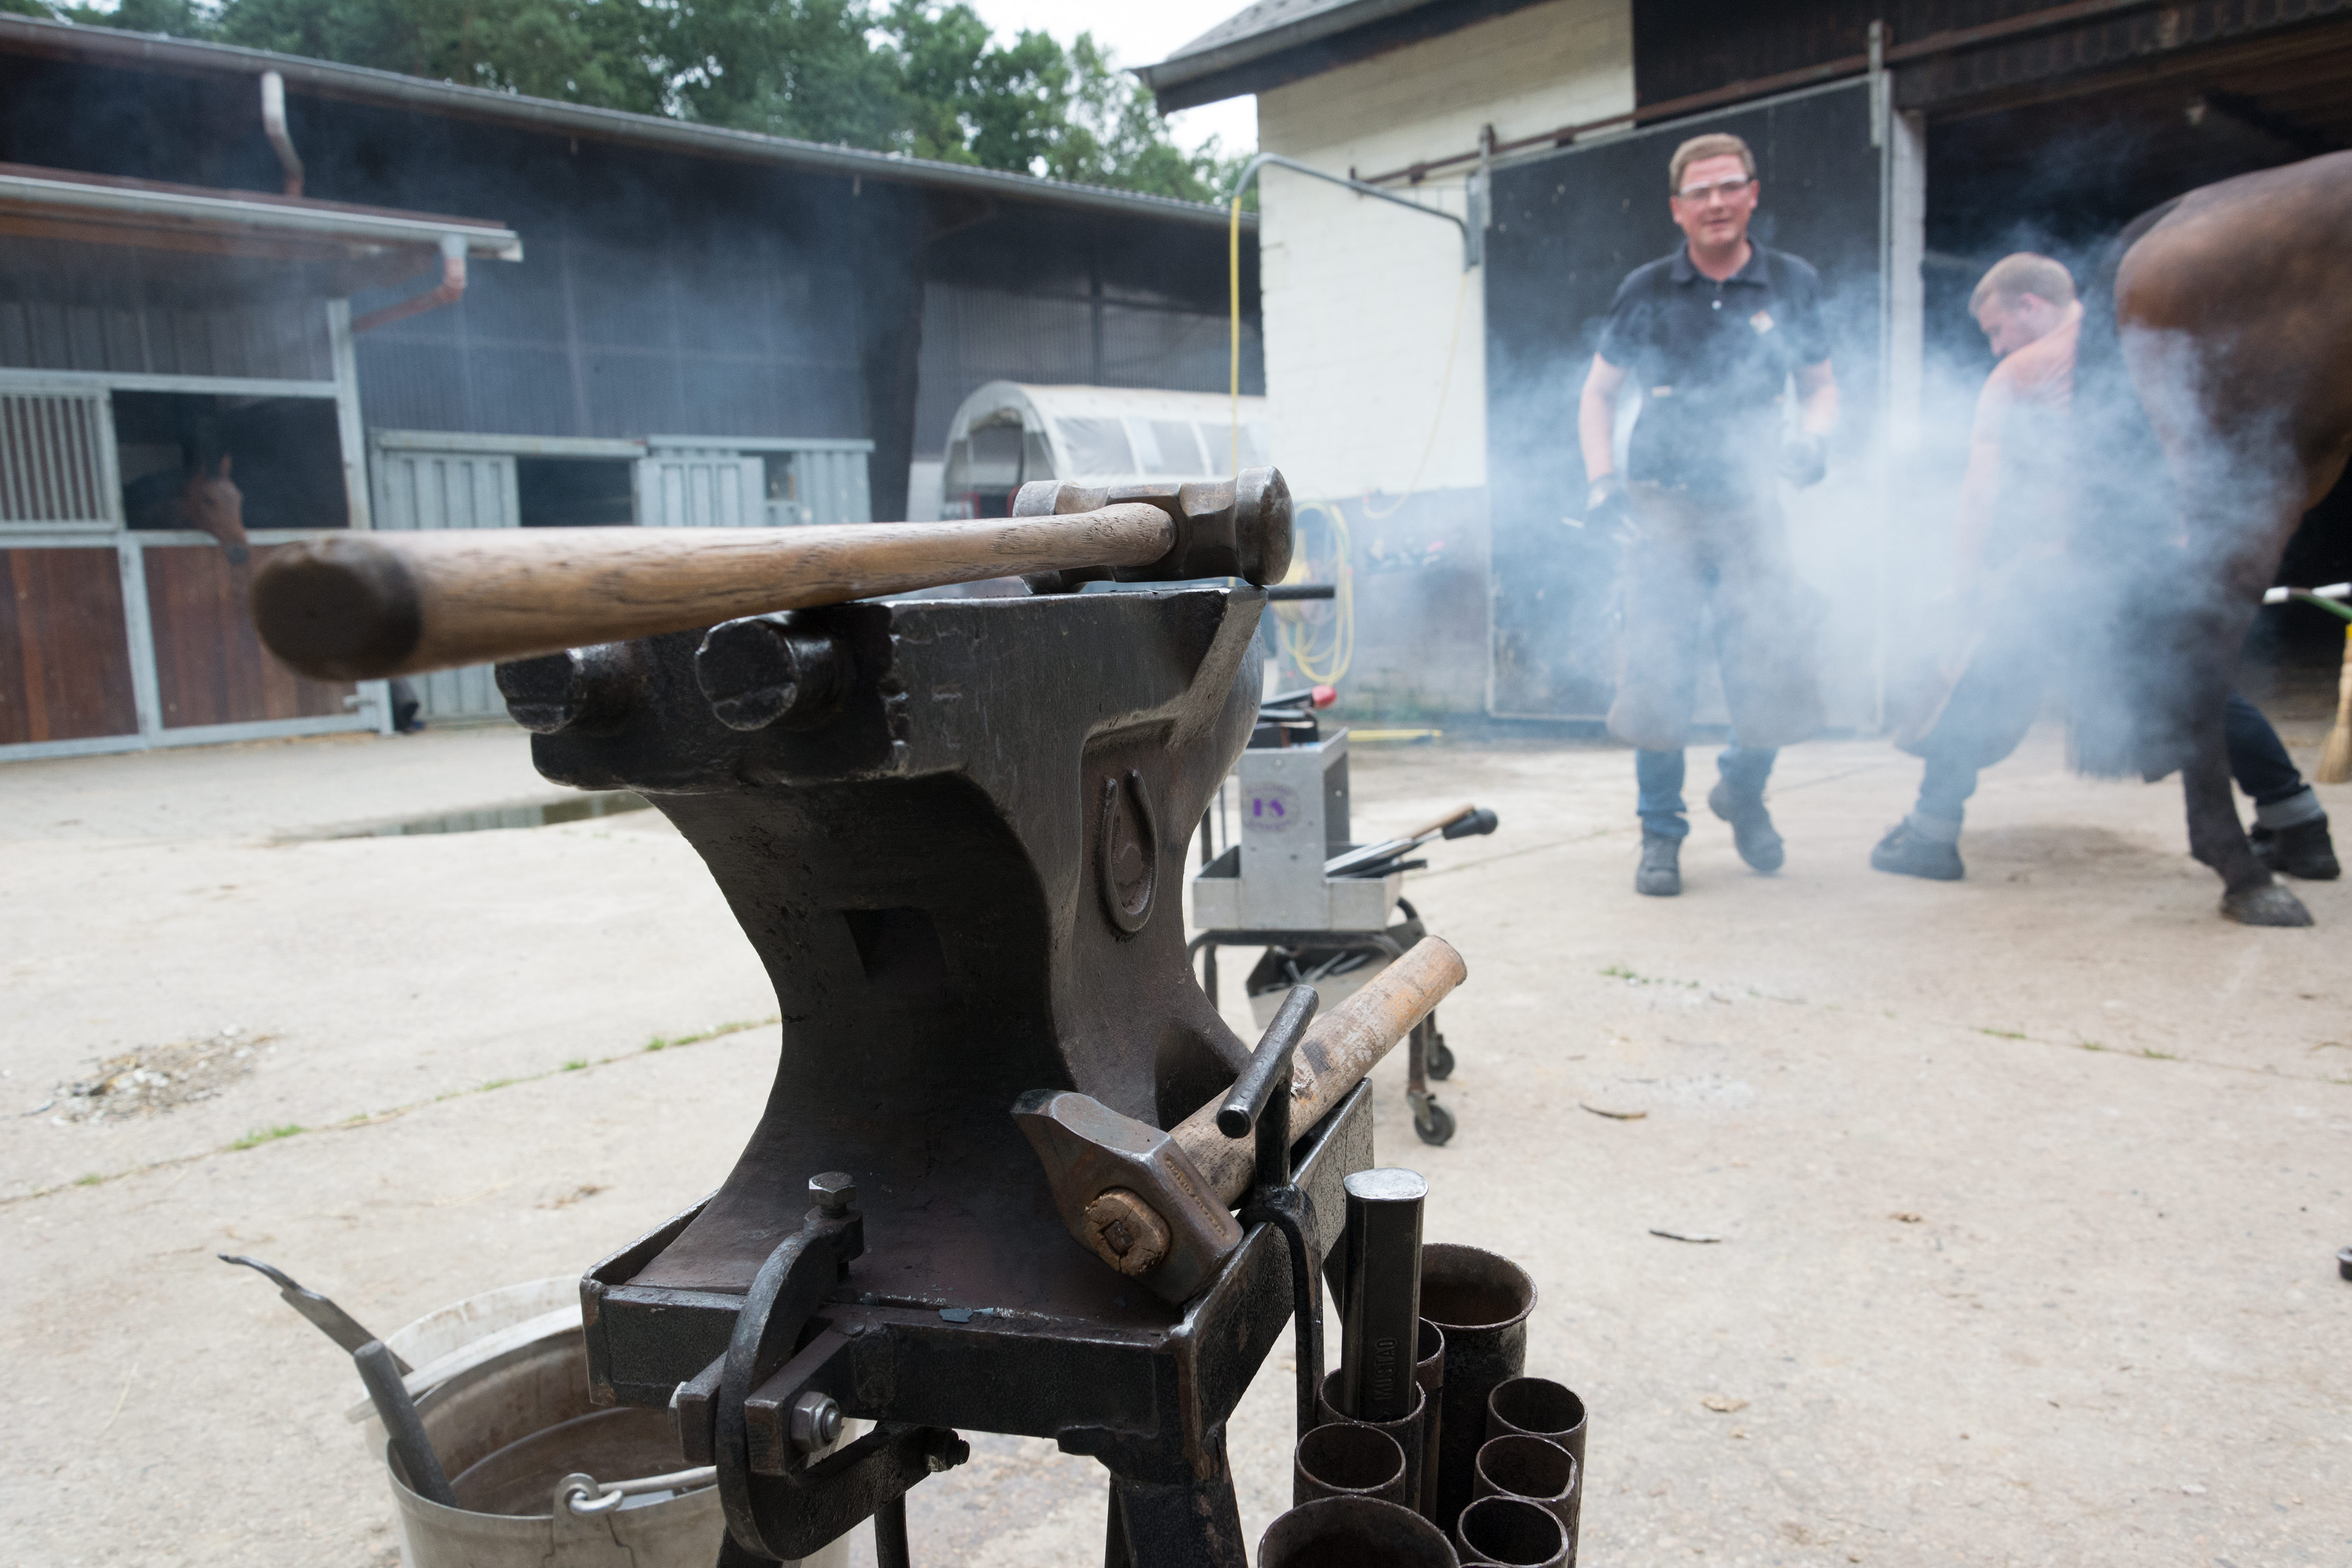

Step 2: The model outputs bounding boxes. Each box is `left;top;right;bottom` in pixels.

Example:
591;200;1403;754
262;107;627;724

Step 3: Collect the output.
260;70;303;197
352;233;469;333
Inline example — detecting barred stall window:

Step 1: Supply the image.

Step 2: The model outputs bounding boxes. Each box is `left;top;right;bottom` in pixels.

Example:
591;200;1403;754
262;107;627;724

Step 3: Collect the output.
0;390;114;529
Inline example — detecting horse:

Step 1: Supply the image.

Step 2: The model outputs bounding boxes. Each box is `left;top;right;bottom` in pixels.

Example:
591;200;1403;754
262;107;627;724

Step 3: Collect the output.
125;455;250;563
2077;152;2352;925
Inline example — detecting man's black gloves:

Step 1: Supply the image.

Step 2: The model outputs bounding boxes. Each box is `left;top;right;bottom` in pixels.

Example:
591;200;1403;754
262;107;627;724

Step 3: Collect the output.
1583;473;1633;548
1779;432;1828;488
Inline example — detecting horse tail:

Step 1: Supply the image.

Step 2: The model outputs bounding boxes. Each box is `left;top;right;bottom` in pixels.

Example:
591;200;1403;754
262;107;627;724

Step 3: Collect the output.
2063;195;2192;780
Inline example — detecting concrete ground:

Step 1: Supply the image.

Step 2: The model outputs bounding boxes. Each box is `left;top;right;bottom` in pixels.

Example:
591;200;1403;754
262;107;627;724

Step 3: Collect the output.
3;716;2348;1567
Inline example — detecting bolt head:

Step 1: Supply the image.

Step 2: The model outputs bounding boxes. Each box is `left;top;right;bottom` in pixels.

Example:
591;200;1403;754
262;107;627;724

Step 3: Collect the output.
809;1171;856;1215
789;1390;842;1452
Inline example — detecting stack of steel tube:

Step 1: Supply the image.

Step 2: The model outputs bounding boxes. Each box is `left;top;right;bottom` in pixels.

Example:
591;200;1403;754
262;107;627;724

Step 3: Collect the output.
1261;1179;1588;1567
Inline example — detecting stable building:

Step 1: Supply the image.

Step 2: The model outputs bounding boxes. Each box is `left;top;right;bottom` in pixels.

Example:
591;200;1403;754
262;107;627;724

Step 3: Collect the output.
1142;0;2352;721
0;15;1260;755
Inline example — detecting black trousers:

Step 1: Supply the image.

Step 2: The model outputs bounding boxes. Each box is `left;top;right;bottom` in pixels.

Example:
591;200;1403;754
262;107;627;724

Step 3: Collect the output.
1919;692;2306;819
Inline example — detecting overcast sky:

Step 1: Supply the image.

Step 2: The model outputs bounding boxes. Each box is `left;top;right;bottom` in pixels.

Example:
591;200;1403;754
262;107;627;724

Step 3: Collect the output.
965;1;1258;156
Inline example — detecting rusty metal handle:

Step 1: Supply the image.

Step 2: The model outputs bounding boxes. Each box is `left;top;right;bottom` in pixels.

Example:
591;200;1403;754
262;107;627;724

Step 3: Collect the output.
250;505;1179;682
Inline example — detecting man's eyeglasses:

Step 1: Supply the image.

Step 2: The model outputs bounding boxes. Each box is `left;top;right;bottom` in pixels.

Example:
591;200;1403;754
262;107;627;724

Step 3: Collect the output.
1674;177;1755;203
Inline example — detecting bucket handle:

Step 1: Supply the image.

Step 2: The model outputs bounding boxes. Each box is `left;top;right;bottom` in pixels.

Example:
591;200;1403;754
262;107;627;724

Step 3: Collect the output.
556;1466;718;1516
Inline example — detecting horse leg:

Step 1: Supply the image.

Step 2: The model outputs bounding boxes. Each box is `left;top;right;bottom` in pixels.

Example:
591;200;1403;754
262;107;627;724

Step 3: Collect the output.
2187;705;2312;926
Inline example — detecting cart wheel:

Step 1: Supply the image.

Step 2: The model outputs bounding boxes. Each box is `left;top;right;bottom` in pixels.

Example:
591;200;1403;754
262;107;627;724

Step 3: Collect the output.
1413;1099;1456;1146
1426;1034;1455;1082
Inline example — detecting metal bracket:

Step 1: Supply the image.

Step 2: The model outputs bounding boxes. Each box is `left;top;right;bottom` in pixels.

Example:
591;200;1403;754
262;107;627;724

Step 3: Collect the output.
1226;153;1481;271
709;1185;967;1561
1222;986;1326;1440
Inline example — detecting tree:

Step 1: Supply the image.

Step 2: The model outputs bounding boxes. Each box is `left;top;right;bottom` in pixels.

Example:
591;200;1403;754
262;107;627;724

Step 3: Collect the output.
44;0;1248;199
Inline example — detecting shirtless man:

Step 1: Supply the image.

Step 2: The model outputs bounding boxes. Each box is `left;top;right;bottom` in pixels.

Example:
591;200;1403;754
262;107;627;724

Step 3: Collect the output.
1870;252;2337;881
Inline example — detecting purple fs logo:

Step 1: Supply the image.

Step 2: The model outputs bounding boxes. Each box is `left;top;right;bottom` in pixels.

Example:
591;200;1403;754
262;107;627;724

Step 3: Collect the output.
1245;784;1302;833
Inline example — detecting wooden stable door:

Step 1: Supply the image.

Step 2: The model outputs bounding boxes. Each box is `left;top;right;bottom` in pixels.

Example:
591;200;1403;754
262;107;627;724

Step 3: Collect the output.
0;546;137;745
143;542;351;729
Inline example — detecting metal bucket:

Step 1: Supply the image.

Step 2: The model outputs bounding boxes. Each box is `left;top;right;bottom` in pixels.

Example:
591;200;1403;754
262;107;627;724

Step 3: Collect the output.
352;1277;846;1568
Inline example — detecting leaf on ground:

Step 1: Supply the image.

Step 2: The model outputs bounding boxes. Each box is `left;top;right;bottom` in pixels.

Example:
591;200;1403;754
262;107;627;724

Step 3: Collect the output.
1581;1102;1647;1120
1701;1394;1749;1413
1649;1228;1722;1244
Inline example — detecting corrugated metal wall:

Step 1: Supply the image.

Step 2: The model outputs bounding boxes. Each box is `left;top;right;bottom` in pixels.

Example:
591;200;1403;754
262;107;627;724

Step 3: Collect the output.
636;453;763;527
913;283;1261;458
0;239;334;381
787;448;871;528
371;448;517;723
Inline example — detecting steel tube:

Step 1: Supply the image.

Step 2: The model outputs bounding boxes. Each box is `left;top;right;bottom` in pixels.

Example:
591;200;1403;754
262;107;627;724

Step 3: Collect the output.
1259;1496;1461;1568
1455;1495;1566;1567
1318;1370;1428;1513
1414;1320;1445;1518
1338;1168;1427;1423
1486;1377;1587;1469
1420;1244;1536;1534
1485;1378;1585;1565
354;1338;456;1508
1471;1434;1577;1543
1294;1422;1410;1508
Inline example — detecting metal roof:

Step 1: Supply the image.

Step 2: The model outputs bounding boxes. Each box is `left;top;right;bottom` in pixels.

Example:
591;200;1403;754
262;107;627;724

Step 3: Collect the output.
1138;0;1548;112
0;14;1253;232
0;161;523;264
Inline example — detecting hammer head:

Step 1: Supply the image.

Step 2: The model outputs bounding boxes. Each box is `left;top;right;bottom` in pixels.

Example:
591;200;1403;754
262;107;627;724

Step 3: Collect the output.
1014;467;1293;590
1012;1089;1244;1304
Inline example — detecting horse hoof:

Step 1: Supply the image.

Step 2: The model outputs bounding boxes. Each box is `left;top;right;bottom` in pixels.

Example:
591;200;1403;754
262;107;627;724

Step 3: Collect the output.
2220;884;2315;927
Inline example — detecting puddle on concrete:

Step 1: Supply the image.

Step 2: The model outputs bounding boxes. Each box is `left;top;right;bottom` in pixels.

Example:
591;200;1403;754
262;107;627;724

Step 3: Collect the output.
336;792;653;838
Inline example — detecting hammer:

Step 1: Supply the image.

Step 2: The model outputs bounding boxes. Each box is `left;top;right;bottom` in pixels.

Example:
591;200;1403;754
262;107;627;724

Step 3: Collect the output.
1014;936;1466;1303
251;471;1291;682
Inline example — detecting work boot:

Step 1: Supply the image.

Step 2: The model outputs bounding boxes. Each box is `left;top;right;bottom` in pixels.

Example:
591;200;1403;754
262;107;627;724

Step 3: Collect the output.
1707;781;1784;873
2251;818;2341;879
1635;833;1682;897
1871;819;1964;881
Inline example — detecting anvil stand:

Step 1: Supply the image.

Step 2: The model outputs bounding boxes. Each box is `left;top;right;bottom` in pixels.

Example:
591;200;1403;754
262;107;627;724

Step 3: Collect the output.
515;582;1375;1567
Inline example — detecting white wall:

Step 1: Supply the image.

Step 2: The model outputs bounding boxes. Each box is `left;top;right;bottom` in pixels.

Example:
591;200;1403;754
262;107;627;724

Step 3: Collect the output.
1256;0;1633;499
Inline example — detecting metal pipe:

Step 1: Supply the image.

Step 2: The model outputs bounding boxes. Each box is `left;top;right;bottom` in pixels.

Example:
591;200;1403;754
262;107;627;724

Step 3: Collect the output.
1259;1495;1459;1568
1294;1423;1410;1509
1337;1168;1426;1423
259;70;303;197
354;1338;456;1508
1414;1320;1445;1518
1419;1244;1536;1534
352;233;468;335
1317;1369;1428;1511
1485;1378;1586;1469
1471;1435;1576;1550
1225;152;1477;271
1455;1495;1565;1567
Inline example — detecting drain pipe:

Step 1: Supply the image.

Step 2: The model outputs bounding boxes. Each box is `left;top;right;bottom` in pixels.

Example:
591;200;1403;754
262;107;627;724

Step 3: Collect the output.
353;233;469;333
260;71;303;198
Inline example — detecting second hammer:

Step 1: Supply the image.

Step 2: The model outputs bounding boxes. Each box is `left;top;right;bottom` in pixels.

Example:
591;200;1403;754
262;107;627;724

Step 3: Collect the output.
1337;1168;1427;1423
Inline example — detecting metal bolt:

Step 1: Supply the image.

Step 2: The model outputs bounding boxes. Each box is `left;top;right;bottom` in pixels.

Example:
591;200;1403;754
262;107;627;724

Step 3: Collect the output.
924;1430;971;1473
809;1171;856;1216
789;1390;842;1453
494;642;645;735
694;615;850;732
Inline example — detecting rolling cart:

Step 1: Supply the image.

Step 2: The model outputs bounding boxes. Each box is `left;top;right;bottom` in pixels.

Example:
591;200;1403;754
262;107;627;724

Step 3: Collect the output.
1189;686;1496;1146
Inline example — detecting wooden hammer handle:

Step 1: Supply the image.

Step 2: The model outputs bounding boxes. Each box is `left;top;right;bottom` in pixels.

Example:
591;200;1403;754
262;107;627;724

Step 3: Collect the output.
1402;804;1478;842
250;505;1178;681
1175;935;1467;1203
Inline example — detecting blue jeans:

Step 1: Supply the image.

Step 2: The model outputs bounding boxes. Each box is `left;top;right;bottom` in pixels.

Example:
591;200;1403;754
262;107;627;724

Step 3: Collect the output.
1638;743;1777;841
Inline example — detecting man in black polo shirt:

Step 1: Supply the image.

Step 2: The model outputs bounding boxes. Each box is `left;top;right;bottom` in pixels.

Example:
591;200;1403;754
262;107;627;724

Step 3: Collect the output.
1577;132;1839;897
